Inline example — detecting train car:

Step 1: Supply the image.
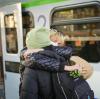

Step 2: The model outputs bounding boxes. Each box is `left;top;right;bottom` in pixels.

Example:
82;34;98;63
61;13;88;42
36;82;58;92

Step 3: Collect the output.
0;0;100;99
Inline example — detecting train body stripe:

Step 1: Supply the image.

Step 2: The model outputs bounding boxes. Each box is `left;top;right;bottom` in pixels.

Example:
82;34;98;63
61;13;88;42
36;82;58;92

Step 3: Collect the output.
22;0;68;8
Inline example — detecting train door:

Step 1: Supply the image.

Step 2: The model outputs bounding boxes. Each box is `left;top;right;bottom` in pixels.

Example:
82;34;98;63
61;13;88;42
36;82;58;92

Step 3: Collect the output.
0;13;5;99
0;3;23;99
50;1;100;98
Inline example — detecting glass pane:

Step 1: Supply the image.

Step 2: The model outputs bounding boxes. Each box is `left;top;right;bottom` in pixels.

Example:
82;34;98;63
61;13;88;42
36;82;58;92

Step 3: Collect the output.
5;28;18;53
52;22;100;39
52;5;100;22
52;10;74;22
5;61;20;73
51;22;100;63
4;14;18;53
22;11;34;47
5;14;16;28
22;11;34;28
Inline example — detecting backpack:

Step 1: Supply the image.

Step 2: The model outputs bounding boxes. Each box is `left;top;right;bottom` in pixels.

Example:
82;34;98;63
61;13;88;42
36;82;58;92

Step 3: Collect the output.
72;78;94;99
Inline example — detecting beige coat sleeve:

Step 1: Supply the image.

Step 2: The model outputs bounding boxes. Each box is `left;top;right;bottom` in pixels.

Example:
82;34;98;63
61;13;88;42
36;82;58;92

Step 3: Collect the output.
70;56;93;80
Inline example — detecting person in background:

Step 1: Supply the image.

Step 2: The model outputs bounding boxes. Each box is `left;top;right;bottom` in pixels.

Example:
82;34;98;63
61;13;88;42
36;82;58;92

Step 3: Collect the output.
79;41;100;62
19;27;94;99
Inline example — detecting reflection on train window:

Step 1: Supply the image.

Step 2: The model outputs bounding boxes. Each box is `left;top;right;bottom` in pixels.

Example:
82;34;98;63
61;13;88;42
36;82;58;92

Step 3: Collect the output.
5;61;20;73
52;5;100;22
52;23;100;62
4;14;18;53
22;11;34;28
51;4;100;63
22;11;34;47
5;14;16;28
52;23;100;37
5;29;18;53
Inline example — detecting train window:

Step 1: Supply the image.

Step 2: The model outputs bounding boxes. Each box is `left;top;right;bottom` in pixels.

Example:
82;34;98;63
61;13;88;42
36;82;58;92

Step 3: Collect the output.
5;61;20;73
52;5;100;23
52;23;100;37
22;11;34;47
4;14;18;53
51;4;100;63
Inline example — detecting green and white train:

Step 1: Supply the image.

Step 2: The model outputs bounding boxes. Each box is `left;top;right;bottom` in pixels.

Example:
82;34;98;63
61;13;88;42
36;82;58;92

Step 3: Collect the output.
0;0;100;99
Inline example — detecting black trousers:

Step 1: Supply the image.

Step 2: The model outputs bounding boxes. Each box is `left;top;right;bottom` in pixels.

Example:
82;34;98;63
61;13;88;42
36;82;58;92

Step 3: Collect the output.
19;68;54;99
